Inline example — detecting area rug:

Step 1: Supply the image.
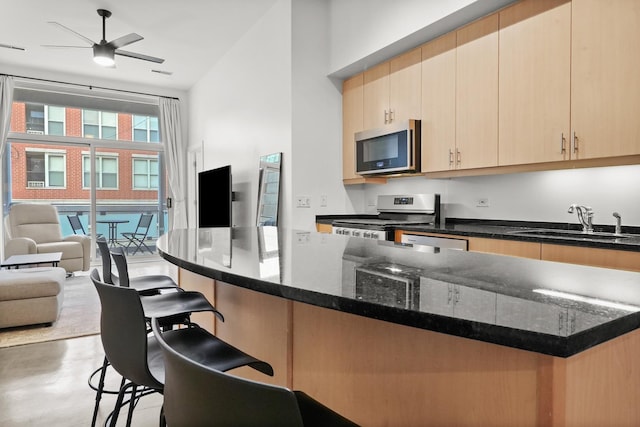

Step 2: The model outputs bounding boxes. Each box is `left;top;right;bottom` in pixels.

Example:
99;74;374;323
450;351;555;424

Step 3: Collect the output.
0;272;100;348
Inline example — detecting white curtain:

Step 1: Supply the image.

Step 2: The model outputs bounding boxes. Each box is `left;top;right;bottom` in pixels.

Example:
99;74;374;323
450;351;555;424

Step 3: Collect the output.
159;97;188;229
0;75;14;160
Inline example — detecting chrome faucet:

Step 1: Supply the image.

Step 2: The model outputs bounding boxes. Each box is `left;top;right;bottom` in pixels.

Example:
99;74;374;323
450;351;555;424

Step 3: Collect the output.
613;212;622;235
568;204;594;233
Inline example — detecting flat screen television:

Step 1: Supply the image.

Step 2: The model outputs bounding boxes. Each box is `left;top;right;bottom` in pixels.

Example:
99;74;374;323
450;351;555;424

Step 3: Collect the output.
198;165;232;228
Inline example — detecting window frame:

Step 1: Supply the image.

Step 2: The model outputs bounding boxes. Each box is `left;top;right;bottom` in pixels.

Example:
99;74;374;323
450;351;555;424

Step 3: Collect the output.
82;109;118;140
131;155;159;190
82;152;119;189
25;148;67;189
132;115;159;143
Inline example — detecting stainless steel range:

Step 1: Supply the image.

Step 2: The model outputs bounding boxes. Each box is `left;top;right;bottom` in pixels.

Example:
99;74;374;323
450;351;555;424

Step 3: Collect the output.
332;194;440;241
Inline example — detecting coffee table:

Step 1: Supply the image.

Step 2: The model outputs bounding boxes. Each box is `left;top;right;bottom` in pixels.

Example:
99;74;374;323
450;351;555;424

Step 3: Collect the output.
1;252;63;269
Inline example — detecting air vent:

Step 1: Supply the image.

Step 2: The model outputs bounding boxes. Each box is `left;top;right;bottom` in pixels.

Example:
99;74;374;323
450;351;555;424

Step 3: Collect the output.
151;69;173;76
26;130;44;135
27;181;45;188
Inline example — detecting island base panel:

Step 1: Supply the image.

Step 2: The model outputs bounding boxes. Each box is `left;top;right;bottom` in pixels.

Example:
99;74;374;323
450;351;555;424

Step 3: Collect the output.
180;269;640;427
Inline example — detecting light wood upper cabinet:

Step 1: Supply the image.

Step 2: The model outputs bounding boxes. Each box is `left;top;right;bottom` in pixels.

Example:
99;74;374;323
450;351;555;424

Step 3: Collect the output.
571;0;640;159
342;74;388;185
342;74;364;181
389;48;422;124
421;33;457;172
363;62;389;130
498;0;571;166
455;14;499;170
363;48;421;130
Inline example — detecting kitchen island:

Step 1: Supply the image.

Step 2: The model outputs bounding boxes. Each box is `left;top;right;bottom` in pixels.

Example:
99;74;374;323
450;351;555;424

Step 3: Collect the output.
158;227;640;427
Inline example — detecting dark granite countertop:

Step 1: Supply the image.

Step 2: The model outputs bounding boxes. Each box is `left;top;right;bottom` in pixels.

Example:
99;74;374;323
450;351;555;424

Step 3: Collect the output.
317;216;640;252
157;227;640;358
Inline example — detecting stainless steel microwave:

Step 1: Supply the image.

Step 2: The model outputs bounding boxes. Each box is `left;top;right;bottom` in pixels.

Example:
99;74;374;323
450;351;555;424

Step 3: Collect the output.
355;119;420;175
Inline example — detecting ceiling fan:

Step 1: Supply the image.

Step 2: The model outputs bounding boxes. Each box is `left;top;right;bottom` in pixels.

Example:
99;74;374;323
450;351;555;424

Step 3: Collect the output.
44;9;164;67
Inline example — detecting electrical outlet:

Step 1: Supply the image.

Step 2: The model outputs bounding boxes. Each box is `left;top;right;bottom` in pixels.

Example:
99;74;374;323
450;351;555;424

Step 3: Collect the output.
476;198;490;207
296;231;311;244
320;195;328;207
296;196;311;208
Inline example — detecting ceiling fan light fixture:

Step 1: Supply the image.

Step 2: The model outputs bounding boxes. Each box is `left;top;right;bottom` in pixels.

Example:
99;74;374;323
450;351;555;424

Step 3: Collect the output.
93;44;115;67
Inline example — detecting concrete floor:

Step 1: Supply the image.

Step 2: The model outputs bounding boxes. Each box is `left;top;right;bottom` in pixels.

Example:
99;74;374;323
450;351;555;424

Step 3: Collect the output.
0;257;176;427
0;335;164;427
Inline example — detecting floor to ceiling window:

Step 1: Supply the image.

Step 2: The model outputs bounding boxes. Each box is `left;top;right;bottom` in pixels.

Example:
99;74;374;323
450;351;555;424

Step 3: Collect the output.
3;81;168;260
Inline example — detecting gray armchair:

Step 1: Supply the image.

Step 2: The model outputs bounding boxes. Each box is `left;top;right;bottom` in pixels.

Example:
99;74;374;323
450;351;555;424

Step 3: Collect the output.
4;203;91;273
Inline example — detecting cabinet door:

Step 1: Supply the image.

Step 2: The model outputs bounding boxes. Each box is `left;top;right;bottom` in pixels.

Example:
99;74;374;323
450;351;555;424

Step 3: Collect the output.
316;223;332;234
389;47;422;123
421;33;456;172
363;62;390;130
467;237;541;259
342;74;364;181
541;244;640;272
456;14;499;170
571;0;640;159
453;285;497;324
498;0;571;165
419;277;454;316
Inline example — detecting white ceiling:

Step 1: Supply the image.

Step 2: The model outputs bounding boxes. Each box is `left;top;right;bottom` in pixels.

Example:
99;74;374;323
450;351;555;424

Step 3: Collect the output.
0;0;277;91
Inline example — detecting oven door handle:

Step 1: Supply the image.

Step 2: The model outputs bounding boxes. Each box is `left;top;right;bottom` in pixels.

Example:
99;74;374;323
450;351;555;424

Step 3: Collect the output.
400;234;468;251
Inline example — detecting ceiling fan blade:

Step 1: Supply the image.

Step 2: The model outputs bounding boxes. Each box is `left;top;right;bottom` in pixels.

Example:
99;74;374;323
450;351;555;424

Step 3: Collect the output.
42;44;92;49
107;33;143;49
0;43;25;51
47;21;96;46
115;49;165;64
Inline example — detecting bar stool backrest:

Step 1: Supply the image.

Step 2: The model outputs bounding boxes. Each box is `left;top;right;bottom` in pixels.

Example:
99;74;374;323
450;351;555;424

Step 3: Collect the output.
89;269;163;390
96;237;113;284
154;321;304;427
109;246;130;287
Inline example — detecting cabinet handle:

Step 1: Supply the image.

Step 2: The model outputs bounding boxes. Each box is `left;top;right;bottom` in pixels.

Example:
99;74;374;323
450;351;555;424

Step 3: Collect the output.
572;131;579;154
560;133;566;154
449;149;454;166
558;311;566;334
454;286;460;304
456;149;461;166
384;110;389;124
389;109;394;122
447;284;453;305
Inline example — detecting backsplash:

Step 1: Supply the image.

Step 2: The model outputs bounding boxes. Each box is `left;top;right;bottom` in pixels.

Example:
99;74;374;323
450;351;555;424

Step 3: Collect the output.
353;164;640;227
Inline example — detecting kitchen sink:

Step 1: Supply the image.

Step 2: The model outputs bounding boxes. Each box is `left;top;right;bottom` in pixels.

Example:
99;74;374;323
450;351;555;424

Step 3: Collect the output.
510;229;631;240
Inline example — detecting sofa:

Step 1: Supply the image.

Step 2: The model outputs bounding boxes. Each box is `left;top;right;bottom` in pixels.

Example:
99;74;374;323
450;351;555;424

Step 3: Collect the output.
0;267;66;328
4;203;91;274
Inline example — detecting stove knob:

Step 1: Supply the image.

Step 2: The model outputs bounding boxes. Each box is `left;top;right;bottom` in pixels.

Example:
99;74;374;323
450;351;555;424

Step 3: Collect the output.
371;232;379;239
363;231;371;238
352;230;361;237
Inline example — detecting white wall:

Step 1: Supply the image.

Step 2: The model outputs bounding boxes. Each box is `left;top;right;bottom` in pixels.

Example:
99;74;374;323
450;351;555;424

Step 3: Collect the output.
188;0;292;228
291;0;350;230
327;0;517;78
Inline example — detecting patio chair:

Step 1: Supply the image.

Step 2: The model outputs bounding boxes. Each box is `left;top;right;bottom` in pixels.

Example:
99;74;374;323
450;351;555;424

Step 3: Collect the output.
121;213;154;255
68;214;102;238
